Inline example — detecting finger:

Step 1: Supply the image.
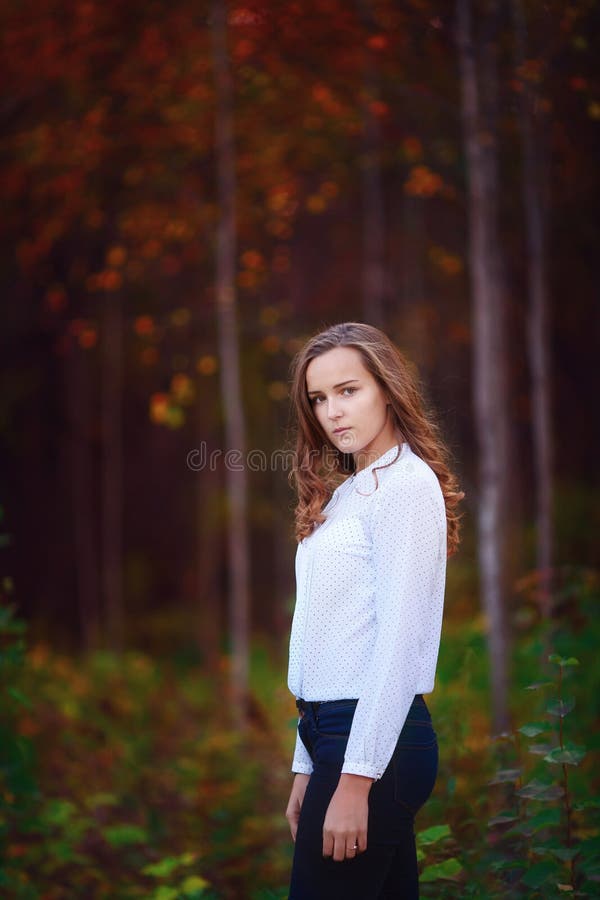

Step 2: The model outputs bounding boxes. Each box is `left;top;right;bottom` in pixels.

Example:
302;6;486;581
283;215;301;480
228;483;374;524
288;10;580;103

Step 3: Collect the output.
357;832;367;854
322;830;334;858
332;835;347;862
345;839;358;859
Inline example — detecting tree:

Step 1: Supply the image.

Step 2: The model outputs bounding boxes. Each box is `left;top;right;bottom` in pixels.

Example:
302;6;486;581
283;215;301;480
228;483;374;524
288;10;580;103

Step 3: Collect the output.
211;0;251;726
456;0;511;732
512;0;554;617
357;0;386;326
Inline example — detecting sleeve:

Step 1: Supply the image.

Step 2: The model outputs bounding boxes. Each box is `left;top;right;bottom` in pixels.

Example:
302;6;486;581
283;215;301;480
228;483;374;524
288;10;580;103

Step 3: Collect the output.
341;468;446;780
291;721;314;775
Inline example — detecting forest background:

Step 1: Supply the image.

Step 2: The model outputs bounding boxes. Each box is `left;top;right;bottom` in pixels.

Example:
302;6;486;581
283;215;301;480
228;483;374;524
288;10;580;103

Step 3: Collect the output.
1;0;599;898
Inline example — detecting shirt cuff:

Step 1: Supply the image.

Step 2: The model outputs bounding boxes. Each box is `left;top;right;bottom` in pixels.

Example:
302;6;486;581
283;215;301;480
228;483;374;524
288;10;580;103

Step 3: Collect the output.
341;759;383;780
292;723;314;775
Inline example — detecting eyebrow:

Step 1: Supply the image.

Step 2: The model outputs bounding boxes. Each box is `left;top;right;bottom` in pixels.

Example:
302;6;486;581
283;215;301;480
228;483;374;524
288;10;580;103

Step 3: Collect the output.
307;379;360;396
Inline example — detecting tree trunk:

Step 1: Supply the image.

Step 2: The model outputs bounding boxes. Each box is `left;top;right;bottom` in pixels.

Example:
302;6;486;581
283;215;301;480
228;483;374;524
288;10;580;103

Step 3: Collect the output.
195;425;222;673
400;195;428;364
66;338;100;651
457;0;510;733
512;0;553;617
211;0;251;727
102;291;124;651
357;0;386;327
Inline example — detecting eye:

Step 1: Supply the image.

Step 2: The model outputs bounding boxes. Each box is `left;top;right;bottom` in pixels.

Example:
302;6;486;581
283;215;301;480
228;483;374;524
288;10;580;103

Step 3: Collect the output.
342;387;356;397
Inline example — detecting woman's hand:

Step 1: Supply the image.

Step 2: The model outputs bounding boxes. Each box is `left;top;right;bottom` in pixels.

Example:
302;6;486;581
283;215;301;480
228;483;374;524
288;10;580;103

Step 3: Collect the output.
285;773;310;842
322;773;374;861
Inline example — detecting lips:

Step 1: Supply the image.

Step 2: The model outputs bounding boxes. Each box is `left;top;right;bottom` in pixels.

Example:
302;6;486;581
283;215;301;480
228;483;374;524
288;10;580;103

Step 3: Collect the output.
333;427;350;434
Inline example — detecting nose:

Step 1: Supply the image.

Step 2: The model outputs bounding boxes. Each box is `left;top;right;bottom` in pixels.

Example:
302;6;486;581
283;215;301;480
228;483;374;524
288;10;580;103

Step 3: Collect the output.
326;397;342;419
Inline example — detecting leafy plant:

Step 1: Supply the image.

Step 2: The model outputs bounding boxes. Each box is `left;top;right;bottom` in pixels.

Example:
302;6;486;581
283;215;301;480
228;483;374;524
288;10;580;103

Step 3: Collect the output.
0;581;40;896
486;653;600;897
418;822;463;887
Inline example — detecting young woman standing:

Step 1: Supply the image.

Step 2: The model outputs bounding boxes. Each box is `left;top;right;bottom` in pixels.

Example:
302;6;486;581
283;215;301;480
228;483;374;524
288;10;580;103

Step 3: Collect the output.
284;322;463;899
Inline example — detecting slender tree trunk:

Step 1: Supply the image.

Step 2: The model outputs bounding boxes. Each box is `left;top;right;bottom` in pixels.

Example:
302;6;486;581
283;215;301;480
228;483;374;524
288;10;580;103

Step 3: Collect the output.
357;0;385;326
457;0;510;733
400;195;427;363
211;0;251;727
195;425;221;672
512;0;553;616
66;338;100;651
102;291;124;650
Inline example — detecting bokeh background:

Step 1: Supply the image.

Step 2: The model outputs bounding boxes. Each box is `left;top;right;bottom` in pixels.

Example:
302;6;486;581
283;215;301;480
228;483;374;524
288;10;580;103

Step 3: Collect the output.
1;1;599;898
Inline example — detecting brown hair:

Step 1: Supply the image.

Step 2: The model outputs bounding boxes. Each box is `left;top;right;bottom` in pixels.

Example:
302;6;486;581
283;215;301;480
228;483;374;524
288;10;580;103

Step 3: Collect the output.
287;322;464;556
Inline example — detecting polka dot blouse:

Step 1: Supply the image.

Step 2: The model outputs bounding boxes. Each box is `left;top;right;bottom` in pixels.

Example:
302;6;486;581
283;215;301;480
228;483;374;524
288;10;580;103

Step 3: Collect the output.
287;442;447;781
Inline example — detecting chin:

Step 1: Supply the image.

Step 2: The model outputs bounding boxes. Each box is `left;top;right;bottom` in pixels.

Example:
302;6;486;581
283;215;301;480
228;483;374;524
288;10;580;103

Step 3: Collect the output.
335;435;356;451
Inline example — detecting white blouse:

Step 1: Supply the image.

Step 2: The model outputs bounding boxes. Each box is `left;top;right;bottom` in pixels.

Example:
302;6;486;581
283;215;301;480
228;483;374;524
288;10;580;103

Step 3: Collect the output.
287;441;447;781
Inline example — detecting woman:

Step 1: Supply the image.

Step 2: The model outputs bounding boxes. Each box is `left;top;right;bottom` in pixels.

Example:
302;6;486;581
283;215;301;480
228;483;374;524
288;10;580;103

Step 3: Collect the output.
284;322;463;899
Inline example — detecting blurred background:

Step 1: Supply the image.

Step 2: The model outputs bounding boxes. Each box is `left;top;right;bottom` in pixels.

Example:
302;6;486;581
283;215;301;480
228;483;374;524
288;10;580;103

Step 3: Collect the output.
1;1;599;898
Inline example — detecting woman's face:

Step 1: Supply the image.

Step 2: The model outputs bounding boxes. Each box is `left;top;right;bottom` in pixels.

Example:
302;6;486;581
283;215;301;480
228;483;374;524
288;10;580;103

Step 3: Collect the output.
305;345;397;467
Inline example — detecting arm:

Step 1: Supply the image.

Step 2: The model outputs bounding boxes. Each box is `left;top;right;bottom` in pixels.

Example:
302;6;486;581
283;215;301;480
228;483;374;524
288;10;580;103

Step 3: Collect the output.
286;773;310;841
323;469;446;859
286;720;313;842
342;468;446;780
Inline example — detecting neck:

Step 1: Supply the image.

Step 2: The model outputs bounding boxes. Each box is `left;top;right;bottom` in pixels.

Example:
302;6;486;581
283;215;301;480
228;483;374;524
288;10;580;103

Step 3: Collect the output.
352;430;403;474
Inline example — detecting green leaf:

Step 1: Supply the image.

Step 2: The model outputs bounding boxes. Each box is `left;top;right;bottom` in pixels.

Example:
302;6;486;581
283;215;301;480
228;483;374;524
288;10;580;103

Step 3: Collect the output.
528;742;557;756
44;799;77;825
548;847;580;863
503;807;563;838
544;746;586;766
548;655;579;667
521;858;562;888
416;824;451;845
547;697;575;718
86;792;119;809
519;722;551;737
579;835;600;857
142;857;182;878
573;798;600;811
103;824;147;846
150;888;179;900
420;857;463;882
579;855;600;878
181;875;210;895
6;686;32;708
488;768;522;785
488;812;520;827
523;808;562;833
517;779;564;801
489;858;526;873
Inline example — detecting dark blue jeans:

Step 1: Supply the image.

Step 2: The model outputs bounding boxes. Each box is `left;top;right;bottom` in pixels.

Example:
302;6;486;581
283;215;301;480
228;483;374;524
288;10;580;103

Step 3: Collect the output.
288;695;438;900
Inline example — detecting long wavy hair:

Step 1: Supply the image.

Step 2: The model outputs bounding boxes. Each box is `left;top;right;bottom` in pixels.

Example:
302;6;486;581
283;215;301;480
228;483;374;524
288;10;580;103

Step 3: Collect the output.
287;322;464;556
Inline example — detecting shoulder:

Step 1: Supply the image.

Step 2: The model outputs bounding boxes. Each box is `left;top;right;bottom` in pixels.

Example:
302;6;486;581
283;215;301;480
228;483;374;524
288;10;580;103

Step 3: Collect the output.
370;453;444;518
381;450;441;495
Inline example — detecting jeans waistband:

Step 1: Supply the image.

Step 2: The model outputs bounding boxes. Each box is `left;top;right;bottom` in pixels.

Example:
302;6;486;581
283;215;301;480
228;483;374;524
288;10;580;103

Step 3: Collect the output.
296;694;424;715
